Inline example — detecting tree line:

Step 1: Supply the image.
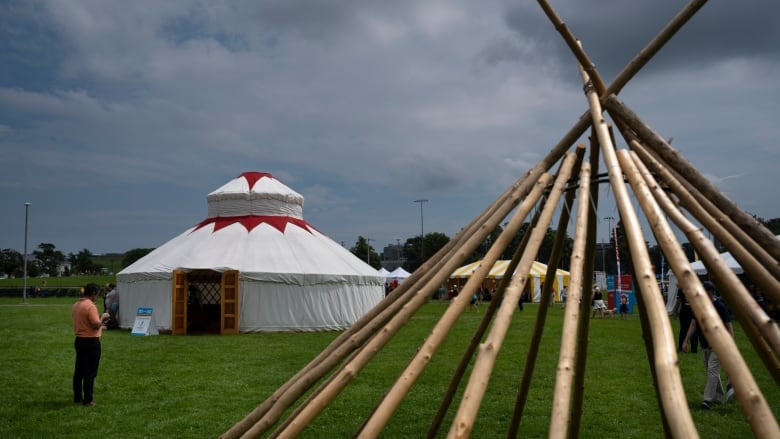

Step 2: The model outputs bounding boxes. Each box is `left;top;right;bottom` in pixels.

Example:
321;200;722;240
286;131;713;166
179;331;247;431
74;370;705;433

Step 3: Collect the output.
351;217;780;275
3;217;777;279
0;245;153;278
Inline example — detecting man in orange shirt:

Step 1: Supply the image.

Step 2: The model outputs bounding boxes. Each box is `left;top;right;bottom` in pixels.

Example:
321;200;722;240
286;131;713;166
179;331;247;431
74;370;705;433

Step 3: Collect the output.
72;283;109;406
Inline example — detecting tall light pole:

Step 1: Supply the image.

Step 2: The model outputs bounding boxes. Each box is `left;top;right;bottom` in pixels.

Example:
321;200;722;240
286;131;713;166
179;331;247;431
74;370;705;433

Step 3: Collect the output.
366;238;374;264
414;199;428;261
396;238;402;266
22;202;30;304
605;216;622;291
602;216;614;274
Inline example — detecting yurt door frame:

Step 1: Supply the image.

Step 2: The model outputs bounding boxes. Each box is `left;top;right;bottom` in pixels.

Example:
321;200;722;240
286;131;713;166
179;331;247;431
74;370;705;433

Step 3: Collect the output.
172;269;240;335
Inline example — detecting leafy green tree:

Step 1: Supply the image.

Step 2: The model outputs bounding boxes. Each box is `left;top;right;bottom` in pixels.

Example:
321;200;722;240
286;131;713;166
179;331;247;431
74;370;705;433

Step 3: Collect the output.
350;236;381;269
501;223;531;261
536;228;574;269
0;248;23;277
760;217;780;235
647;244;666;276
403;232;450;272
32;243;65;277
69;249;102;275
466;225;504;263
122;248;155;268
493;222;573;269
679;242;696;263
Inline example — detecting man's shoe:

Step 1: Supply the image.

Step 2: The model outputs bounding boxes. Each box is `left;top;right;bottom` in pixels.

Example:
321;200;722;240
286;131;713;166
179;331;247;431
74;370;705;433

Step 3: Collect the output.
726;386;736;403
83;401;96;407
700;401;712;410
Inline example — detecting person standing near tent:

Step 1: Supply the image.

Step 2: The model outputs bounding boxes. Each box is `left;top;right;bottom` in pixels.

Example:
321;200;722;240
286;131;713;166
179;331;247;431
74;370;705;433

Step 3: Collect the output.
103;283;119;329
560;286;568;309
619;294;629;320
72;283;109;406
591;286;606;318
470;292;479;312
437;285;446;303
681;281;735;409
673;288;698;353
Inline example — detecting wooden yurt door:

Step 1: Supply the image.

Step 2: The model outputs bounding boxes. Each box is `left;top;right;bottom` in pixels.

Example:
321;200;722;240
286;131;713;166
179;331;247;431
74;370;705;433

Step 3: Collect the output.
172;270;188;335
220;270;239;334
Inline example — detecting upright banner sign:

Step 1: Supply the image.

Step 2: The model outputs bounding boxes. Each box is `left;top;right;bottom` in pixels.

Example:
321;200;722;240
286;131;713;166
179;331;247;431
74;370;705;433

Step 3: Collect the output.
131;307;159;336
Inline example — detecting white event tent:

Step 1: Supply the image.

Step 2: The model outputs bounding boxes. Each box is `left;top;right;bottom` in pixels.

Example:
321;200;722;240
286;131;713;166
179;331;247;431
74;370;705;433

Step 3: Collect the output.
116;172;384;333
387;267;411;282
664;235;780;313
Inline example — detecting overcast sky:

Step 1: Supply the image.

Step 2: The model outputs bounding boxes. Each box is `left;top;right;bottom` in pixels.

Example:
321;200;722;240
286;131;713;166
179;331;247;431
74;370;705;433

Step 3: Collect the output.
1;0;778;257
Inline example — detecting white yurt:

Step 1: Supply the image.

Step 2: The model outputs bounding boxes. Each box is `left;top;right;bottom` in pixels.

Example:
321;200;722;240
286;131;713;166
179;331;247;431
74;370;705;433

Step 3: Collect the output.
116;172;385;333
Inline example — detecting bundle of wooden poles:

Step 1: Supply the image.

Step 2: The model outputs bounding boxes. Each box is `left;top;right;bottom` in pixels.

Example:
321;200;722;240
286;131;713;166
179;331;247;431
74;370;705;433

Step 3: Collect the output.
222;1;779;437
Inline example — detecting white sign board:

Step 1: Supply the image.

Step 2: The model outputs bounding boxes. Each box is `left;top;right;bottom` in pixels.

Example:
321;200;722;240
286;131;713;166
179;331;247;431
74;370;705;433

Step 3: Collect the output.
131;307;159;336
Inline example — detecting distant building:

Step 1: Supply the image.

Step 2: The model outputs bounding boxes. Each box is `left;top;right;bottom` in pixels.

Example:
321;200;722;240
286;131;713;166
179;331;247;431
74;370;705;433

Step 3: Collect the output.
382;243;404;271
57;262;71;276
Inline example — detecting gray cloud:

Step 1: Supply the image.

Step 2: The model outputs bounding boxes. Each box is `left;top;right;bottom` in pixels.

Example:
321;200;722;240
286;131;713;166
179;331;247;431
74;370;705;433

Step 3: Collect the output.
0;0;777;254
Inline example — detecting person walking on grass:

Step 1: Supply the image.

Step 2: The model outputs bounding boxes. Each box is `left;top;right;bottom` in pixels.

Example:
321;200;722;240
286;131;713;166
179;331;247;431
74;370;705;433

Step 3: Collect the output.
591;286;606;319
72;283;109;406
673;288;698;353
619;294;629;320
103;283;119;329
470;292;479;312
681;281;736;409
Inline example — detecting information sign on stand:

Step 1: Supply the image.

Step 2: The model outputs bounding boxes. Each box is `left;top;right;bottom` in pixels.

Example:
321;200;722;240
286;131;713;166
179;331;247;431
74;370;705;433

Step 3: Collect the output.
131;307;159;336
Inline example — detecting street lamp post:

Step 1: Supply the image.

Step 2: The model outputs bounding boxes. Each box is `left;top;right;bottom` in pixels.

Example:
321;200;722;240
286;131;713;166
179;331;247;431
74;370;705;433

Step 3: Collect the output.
601;238;607;273
602;216;615;273
22;202;30;304
605;216;622;291
603;216;614;287
366;238;374;264
414;199;428;261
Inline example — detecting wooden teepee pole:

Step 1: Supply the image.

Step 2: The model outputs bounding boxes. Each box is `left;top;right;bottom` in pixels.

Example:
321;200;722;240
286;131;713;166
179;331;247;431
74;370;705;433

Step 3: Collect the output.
356;173;553;437
579;59;699;437
629;245;675;438
427;187;550;439
604;94;780;261
635;144;780;344
628;148;780;382
566;131;602;439
618;149;780;438
225;147;548;438
254;201;511;438
507;145;587;438
447;152;578;438
625;135;780;305
507;145;585;438
269;169;554;438
537;0;606;94
548;155;593;438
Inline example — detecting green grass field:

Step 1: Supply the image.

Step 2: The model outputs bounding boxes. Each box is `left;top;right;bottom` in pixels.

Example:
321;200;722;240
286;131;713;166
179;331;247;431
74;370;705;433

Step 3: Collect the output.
0;297;776;438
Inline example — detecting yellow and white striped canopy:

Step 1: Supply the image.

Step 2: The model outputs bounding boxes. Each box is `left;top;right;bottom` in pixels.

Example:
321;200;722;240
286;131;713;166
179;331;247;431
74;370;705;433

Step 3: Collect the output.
450;260;568;280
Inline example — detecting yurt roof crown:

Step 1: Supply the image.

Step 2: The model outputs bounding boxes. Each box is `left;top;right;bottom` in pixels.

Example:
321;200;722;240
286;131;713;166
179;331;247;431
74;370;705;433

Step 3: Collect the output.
196;172;312;234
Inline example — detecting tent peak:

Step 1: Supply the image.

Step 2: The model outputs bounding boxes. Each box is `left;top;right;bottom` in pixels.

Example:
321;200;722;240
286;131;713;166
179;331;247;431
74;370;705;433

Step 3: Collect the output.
239;171;274;190
207;172;305;219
